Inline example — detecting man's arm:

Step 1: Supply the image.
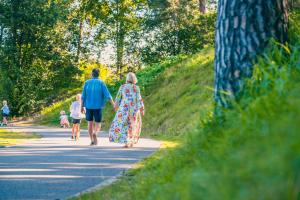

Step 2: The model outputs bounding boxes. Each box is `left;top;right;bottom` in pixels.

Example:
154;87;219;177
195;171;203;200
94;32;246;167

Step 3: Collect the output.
109;98;116;111
101;82;116;111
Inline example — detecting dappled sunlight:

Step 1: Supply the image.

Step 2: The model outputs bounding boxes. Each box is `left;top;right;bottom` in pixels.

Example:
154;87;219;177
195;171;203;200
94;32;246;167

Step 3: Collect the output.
0;129;40;147
160;141;180;149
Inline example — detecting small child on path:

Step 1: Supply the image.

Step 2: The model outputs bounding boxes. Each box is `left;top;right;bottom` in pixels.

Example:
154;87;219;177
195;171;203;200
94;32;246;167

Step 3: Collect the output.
70;94;82;140
60;111;70;128
1;100;10;126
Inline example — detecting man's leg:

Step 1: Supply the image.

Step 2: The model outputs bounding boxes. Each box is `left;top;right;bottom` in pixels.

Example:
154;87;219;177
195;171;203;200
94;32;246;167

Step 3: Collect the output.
86;109;95;145
93;123;101;145
93;109;102;145
88;121;94;143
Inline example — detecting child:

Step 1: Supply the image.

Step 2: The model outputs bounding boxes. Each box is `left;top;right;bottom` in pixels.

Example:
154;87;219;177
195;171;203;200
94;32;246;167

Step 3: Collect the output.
59;110;70;128
70;94;82;140
1;100;10;126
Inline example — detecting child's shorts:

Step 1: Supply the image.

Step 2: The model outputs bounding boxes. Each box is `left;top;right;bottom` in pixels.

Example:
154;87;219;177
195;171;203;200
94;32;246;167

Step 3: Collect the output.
2;113;8;117
72;118;81;124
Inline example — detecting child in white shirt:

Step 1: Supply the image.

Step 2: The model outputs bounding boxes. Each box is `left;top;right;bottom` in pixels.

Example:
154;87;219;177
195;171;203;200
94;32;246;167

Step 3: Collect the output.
70;94;82;140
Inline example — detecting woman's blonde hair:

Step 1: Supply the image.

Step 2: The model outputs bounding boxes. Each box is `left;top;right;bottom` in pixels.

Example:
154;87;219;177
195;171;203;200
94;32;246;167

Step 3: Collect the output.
3;100;7;105
126;72;138;84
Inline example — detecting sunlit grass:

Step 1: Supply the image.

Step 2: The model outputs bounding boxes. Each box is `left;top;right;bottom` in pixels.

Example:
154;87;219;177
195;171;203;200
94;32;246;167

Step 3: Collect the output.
72;23;300;199
0;129;40;147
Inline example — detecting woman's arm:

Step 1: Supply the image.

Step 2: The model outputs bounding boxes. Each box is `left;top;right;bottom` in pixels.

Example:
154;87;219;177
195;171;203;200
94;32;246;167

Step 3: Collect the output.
137;86;145;116
114;86;123;110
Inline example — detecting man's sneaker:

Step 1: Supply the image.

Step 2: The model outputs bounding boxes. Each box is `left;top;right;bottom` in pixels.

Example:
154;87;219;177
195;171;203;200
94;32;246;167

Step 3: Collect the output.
90;142;94;146
71;136;74;139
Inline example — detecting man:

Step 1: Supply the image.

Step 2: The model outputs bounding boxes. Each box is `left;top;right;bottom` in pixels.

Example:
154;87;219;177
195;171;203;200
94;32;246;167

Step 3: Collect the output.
81;68;115;145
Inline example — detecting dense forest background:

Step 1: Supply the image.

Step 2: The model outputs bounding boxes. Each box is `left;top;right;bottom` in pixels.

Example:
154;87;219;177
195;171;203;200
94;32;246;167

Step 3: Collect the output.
0;0;299;115
0;0;218;115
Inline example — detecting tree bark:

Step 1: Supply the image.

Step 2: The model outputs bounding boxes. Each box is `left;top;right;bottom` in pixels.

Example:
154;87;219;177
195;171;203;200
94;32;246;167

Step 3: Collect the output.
214;0;288;108
199;0;206;14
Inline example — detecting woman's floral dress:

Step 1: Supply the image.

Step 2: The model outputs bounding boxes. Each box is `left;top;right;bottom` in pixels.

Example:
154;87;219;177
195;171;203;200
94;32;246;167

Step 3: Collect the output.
109;83;144;144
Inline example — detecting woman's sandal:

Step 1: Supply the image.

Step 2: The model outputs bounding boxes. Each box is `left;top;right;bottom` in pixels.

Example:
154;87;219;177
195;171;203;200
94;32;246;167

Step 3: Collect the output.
124;143;133;148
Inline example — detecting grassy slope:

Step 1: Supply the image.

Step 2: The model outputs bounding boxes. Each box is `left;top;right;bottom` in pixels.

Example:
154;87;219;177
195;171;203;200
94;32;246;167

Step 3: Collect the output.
0;129;40;147
72;13;300;200
36;49;214;141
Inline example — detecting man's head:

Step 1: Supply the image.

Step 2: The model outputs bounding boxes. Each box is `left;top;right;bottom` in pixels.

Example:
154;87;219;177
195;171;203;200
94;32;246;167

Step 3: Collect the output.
92;68;100;78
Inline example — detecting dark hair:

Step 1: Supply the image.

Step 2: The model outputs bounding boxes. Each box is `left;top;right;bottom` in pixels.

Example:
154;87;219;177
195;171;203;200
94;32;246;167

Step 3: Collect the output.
92;68;100;77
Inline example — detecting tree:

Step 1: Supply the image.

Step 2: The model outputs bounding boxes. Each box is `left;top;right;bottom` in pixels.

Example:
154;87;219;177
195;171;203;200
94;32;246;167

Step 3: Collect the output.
0;0;80;115
107;0;146;77
199;0;206;14
214;0;289;108
140;0;216;64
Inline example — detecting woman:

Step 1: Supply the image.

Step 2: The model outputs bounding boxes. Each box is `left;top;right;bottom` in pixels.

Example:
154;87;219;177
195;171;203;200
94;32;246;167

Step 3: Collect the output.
109;72;145;148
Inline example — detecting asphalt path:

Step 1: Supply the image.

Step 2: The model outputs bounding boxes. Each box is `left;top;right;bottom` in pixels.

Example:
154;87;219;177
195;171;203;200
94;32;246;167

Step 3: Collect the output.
0;125;160;200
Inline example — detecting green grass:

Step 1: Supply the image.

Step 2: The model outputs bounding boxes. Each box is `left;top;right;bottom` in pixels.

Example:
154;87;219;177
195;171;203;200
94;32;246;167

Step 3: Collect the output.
70;13;300;200
0;129;40;147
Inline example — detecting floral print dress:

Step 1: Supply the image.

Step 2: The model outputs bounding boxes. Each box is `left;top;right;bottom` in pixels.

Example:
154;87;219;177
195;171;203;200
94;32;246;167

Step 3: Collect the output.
109;83;144;144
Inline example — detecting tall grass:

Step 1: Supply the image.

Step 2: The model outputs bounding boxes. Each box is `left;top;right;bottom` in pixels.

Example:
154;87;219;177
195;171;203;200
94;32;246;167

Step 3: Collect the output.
73;12;300;200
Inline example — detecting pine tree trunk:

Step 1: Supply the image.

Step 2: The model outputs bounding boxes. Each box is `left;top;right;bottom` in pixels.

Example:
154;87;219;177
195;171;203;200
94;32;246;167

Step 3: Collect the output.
214;0;288;108
199;0;206;14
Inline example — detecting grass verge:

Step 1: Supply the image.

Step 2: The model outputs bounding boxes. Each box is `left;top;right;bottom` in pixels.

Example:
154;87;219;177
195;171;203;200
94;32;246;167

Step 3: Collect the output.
0;129;40;147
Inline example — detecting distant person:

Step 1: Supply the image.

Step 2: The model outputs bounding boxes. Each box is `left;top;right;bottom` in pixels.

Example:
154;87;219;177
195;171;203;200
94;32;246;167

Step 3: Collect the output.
70;94;82;140
81;68;115;146
1;100;10;126
59;110;70;128
109;72;145;148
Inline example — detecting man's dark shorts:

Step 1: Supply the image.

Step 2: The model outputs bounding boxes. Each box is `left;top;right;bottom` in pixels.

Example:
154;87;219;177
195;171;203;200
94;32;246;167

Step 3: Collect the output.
72;118;81;124
86;109;102;123
2;113;8;117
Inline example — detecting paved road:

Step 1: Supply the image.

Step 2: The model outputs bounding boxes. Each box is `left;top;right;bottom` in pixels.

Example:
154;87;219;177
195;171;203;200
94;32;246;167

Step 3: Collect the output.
0;125;160;200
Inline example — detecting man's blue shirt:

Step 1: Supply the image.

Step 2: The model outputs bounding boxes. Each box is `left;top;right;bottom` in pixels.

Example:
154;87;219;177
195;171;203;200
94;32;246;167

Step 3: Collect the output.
81;77;112;109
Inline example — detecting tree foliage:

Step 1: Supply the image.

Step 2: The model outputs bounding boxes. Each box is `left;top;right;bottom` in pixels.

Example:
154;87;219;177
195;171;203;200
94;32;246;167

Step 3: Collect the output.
0;0;217;115
0;0;80;115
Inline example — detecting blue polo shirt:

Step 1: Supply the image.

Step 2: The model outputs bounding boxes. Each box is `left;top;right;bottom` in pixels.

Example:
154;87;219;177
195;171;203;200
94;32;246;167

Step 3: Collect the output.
81;78;112;109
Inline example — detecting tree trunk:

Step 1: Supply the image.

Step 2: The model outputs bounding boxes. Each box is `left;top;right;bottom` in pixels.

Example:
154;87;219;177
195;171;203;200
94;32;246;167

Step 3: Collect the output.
199;0;206;14
116;20;125;78
214;0;288;108
76;19;83;63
